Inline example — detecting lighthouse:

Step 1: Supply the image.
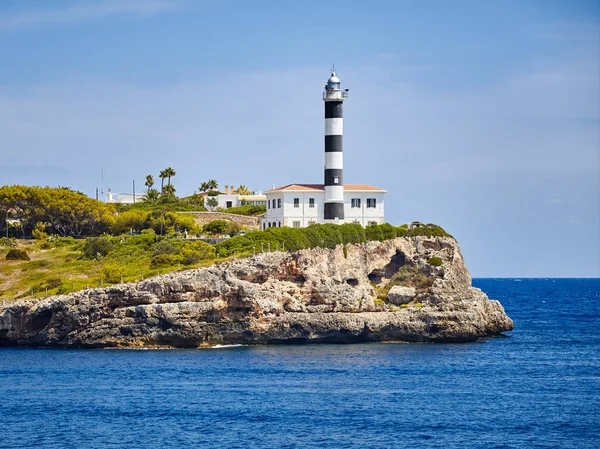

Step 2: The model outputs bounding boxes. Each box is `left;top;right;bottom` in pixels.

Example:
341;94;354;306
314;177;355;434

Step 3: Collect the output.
323;70;348;222
261;69;386;230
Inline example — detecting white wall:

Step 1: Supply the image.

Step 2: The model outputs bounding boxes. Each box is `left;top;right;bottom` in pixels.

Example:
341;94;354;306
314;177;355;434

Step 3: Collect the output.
263;190;385;228
344;192;386;226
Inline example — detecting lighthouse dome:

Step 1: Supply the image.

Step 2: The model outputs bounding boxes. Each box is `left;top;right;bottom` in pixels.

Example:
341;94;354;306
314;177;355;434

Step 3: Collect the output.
328;72;340;84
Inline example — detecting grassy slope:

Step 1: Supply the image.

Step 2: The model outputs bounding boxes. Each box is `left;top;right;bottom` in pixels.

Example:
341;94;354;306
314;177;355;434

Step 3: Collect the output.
0;222;452;302
0;239;218;301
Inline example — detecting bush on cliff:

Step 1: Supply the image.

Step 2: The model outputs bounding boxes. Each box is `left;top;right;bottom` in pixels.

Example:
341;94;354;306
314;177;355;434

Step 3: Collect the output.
338;223;366;244
365;224;384;242
427;256;443;267
82;237;114;259
214;222;454;258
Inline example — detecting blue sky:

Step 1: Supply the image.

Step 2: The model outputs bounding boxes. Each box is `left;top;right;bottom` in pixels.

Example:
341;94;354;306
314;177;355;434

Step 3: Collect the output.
1;0;598;277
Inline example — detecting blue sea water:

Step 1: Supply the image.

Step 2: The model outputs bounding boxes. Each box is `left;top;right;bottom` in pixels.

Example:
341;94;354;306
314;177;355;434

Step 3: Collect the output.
0;279;598;448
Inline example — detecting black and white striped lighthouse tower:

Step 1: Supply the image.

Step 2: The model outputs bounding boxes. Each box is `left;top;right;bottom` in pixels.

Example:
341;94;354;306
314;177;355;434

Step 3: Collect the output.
323;70;348;222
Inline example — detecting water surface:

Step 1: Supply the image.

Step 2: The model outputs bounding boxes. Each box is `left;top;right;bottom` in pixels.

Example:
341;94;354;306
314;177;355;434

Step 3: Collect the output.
1;279;598;448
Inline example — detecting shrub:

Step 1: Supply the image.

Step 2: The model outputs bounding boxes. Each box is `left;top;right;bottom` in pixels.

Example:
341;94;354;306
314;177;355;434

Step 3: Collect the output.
221;204;266;216
32;222;48;240
365;224;384;242
82;237;114;259
182;240;216;260
43;277;62;290
203;220;240;237
180;249;203;265
338;223;366;244
390;265;434;291
150;254;178;268
427;256;443;267
112;209;149;235
380;223;397;240
103;264;124;283
153;241;179;256
6;249;30;261
0;237;17;248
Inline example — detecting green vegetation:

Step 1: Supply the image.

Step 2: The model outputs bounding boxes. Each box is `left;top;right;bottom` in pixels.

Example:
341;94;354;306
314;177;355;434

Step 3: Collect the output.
0;234;218;300
427;256;443;267
217;204;266;216
389;265;435;292
0;205;453;301
203;220;241;237
214;222;452;258
0;185;115;238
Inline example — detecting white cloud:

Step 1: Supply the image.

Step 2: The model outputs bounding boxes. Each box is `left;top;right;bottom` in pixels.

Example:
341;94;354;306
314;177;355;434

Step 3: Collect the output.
0;0;179;31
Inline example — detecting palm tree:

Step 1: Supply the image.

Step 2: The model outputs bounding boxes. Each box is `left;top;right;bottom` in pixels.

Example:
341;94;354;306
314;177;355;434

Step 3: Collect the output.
164;167;176;186
142;188;160;204
162;183;176;197
145;175;154;189
159;169;167;193
234;185;251;195
199;182;209;193
208;179;218;191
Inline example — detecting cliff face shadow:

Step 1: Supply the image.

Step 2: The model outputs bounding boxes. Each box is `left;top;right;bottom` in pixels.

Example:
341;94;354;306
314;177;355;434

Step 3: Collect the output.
368;250;408;284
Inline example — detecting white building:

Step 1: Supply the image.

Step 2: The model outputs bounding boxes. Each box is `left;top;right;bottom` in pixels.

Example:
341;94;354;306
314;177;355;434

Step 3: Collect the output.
262;70;386;229
106;190;144;204
262;184;386;229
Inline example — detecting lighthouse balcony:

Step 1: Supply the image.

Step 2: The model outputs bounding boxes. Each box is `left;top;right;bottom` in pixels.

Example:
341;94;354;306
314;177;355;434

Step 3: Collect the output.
323;90;349;101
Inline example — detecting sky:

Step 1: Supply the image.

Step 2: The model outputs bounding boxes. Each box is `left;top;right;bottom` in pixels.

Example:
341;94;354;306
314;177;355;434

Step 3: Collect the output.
0;0;598;277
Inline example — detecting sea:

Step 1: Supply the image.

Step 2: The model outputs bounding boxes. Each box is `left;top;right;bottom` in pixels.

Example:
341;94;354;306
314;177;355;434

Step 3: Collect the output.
0;278;598;448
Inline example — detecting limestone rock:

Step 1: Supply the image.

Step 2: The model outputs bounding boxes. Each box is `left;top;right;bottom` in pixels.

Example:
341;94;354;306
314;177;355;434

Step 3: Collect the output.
0;236;514;348
387;286;416;305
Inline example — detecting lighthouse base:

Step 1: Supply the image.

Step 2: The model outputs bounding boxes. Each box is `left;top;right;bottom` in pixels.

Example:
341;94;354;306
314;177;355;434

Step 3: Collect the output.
324;202;345;221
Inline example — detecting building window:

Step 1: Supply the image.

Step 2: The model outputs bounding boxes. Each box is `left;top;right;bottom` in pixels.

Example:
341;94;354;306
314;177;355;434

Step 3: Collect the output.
278;222;281;227
226;201;232;208
267;200;270;209
333;177;339;184
263;223;266;230
293;221;301;228
368;221;377;226
309;198;315;208
308;220;316;225
353;220;360;224
272;199;276;209
367;198;377;208
278;198;281;208
294;198;299;208
351;198;361;208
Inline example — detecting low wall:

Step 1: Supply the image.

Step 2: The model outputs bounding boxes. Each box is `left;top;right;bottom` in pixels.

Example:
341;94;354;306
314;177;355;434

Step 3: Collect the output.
182;212;261;229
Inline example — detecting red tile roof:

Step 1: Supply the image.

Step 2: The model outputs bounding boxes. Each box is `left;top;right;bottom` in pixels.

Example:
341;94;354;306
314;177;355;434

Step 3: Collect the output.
265;183;386;193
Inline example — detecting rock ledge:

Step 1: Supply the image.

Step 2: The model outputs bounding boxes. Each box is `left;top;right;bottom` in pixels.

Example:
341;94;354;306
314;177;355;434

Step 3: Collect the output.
0;237;513;347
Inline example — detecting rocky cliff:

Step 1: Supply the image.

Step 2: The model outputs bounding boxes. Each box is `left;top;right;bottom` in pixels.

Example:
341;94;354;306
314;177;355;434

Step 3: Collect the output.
0;237;513;347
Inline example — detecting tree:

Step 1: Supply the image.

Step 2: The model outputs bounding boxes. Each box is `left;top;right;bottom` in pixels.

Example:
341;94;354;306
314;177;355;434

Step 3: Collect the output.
162;183;176;197
164;167;176;186
206;197;218;210
234;185;251;195
142;188;160;204
207;179;218;191
199;182;209;193
159;169;168;193
145;175;154;189
0;185;115;237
